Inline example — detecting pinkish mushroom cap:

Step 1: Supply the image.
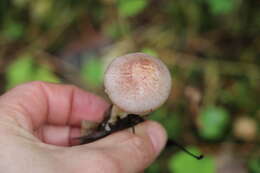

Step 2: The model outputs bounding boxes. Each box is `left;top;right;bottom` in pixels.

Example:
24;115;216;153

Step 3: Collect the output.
104;53;172;115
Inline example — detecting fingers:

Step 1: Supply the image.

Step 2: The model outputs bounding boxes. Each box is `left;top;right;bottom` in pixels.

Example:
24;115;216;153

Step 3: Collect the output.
0;81;109;131
71;121;167;173
35;125;81;146
102;121;167;172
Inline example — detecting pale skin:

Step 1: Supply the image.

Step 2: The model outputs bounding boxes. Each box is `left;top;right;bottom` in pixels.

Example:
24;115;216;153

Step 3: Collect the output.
0;81;167;173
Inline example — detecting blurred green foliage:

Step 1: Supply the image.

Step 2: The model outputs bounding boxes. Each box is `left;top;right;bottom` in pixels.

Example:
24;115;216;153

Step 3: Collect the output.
249;157;260;173
169;147;215;173
3;19;24;40
6;55;59;89
151;107;182;139
207;0;237;15
6;55;35;88
118;0;148;17
0;0;259;172
145;162;160;173
81;57;103;88
198;106;230;140
141;48;158;57
169;148;216;173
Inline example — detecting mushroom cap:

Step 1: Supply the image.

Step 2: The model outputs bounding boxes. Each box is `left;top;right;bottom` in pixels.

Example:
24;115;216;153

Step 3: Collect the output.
104;53;172;115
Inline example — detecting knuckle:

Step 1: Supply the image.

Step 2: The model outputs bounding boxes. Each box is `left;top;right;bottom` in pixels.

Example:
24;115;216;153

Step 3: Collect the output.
16;81;47;99
14;81;46;92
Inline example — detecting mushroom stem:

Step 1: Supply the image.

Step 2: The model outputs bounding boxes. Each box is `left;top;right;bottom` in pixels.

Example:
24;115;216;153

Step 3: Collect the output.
108;105;128;124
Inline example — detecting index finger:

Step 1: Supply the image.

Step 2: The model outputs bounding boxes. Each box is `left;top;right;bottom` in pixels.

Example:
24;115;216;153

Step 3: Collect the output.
0;81;109;131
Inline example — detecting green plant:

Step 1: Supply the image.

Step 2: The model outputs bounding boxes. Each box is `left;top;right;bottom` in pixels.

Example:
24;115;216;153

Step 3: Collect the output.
169;147;215;173
198;106;230;140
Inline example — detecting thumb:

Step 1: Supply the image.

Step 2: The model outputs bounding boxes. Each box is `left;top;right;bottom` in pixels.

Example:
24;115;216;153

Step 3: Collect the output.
82;121;167;173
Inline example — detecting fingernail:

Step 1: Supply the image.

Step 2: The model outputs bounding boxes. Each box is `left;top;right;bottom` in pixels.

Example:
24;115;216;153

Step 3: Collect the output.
147;122;167;154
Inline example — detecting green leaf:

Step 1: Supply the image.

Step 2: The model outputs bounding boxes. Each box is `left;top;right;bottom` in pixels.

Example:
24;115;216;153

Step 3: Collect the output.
146;162;160;173
6;55;35;89
3;20;24;40
169;147;215;173
141;48;158;57
150;107;168;122
104;22;122;39
151;107;182;139
198;106;230;140
249;157;260;173
118;0;148;17
207;0;235;15
34;66;60;83
81;58;104;87
6;55;59;89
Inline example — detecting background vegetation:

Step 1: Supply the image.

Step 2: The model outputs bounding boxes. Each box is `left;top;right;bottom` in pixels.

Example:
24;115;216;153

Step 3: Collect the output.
0;0;259;172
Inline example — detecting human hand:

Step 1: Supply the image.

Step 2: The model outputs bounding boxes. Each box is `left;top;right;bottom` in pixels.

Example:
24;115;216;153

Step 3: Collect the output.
0;82;166;173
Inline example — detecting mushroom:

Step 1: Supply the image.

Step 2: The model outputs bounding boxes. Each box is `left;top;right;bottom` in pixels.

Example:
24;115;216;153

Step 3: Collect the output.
80;52;172;141
104;52;172;124
79;53;203;160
